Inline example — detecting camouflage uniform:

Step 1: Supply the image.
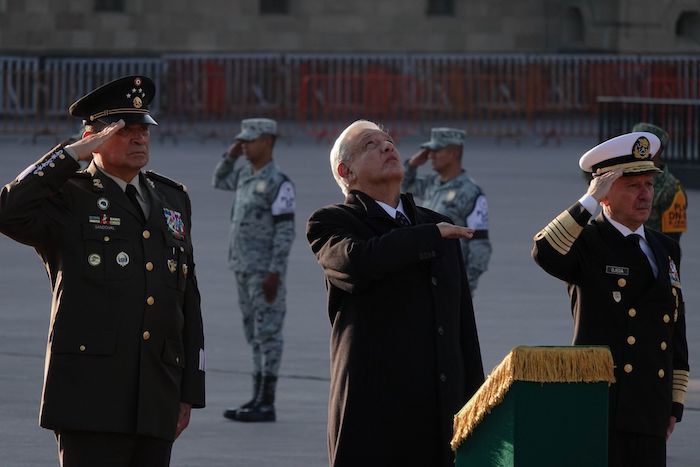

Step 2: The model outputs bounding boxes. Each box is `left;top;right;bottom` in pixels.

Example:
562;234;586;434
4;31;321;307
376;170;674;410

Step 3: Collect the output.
213;157;295;377
402;165;491;292
631;122;688;242
647;165;687;242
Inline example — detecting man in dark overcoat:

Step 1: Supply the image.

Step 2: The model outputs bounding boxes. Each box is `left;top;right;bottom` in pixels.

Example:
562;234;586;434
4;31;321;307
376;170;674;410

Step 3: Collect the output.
307;120;484;467
532;132;689;467
0;76;205;466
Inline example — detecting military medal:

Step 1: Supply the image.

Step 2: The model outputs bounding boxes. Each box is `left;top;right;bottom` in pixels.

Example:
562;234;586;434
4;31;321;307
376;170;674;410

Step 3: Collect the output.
612;291;622;303
88;253;101;267
668;257;681;288
97;197;109;210
163;208;185;239
116;251;130;267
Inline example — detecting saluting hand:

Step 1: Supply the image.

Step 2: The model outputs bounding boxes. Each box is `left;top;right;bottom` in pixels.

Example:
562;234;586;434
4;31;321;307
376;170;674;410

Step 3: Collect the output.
226;140;244;159
65;119;126;161
408;148;430;168
586;169;623;202
437;222;474;239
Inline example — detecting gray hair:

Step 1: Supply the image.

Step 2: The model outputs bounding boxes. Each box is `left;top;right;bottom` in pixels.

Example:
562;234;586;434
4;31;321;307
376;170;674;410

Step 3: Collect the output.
329;119;381;195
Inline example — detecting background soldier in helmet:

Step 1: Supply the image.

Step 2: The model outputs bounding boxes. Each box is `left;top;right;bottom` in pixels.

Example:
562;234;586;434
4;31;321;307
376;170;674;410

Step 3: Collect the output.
403;127;492;293
0;76;205;466
213;118;295;423
631;122;687;243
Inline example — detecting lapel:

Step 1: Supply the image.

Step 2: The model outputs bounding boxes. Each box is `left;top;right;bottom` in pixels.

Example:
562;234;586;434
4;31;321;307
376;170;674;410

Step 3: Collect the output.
140;172;169;233
346;190;396;234
644;227;671;288
86;162;143;223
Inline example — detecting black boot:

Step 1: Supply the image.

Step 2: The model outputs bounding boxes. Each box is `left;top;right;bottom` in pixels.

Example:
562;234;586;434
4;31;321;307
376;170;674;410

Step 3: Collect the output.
223;373;261;420
233;375;277;422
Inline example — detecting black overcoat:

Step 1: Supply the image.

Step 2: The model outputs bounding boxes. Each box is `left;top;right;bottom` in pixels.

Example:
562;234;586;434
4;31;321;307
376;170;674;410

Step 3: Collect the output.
533;202;689;437
307;190;484;467
0;145;205;441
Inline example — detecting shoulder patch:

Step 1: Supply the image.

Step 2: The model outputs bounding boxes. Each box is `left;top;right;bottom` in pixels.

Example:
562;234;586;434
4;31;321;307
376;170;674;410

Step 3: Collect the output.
271;180;295;217
466;194;489;230
145;171;187;192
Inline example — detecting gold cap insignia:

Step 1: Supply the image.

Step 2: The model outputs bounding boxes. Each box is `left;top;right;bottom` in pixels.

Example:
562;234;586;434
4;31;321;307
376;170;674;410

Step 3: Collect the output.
133;96;143;109
632;136;651;159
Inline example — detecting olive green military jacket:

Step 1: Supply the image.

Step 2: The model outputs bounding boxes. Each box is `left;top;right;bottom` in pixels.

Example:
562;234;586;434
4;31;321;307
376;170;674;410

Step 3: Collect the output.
0;145;205;441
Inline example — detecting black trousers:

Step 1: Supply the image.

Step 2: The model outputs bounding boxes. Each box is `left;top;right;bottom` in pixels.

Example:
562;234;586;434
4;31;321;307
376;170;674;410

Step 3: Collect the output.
55;431;173;467
608;430;666;467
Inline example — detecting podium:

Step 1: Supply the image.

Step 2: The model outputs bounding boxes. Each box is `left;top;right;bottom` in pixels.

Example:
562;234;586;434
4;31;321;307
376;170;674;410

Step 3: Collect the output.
452;346;615;467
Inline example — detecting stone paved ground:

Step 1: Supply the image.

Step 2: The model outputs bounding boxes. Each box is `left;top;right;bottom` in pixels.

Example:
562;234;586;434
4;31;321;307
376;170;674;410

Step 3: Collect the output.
0;132;697;466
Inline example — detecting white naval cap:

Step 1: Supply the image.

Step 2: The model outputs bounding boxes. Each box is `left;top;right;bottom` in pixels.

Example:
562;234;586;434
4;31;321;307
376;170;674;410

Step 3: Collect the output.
579;132;662;177
235;118;278;141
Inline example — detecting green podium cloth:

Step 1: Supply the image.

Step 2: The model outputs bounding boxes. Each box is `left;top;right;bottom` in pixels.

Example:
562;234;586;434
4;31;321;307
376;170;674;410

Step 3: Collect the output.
452;346;615;467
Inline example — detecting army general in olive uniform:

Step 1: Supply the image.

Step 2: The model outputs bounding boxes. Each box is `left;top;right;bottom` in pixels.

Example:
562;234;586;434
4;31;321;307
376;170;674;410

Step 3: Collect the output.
0;76;205;466
213;118;295;422
532;132;689;467
403;128;492;292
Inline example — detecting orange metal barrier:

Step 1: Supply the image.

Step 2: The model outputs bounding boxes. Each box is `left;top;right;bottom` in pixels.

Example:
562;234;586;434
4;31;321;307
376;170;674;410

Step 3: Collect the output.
3;54;700;143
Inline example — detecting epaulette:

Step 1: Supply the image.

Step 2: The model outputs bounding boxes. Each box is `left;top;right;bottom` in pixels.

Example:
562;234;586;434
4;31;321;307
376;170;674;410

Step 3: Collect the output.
145;170;187;192
71;171;92;179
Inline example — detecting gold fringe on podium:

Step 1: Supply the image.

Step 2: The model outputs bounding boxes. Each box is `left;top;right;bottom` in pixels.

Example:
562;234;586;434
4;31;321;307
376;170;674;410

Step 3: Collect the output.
451;346;615;450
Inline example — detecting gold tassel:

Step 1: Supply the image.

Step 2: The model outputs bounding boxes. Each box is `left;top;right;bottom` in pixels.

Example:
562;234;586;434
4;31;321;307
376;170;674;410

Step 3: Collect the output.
451;346;615;451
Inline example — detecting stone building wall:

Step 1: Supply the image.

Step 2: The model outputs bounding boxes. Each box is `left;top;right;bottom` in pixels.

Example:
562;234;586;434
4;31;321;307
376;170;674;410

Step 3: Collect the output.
0;0;699;54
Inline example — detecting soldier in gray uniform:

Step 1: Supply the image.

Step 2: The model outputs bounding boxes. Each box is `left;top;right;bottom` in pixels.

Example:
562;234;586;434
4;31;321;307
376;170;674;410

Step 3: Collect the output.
213;118;295;422
402;128;492;292
631;122;687;243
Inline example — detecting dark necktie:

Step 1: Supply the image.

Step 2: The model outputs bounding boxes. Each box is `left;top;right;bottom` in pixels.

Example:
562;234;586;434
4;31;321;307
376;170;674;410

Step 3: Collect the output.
125;184;145;223
627;234;653;278
395;211;411;227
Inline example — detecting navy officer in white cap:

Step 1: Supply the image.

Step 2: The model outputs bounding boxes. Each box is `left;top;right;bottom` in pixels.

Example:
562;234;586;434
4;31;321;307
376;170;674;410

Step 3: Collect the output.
532;132;689;467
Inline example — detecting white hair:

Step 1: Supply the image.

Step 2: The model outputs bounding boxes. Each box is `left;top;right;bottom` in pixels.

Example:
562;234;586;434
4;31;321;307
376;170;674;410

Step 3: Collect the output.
329;120;381;195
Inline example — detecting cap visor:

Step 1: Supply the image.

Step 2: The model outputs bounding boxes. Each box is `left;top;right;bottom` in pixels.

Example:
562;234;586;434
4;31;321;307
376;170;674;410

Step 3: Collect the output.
235;130;258;141
98;114;158;126
420;141;443;150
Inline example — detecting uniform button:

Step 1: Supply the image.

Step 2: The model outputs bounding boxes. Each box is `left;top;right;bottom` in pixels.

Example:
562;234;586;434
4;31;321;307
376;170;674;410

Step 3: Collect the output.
142;331;151;341
617;278;627;287
628;308;637;317
439;373;447;383
431;277;438;286
627;335;636;345
142;230;151;239
146;296;155;305
103;236;110;242
59;153;66;160
145;262;154;271
624;364;633;373
437;326;445;336
663;314;670;323
660;341;667;351
79;345;86;352
49;162;55;168
37;171;44;177
658;369;665;378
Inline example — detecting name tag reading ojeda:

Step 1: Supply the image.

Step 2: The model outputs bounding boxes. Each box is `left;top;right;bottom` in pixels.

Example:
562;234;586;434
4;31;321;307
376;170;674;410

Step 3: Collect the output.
606;265;629;276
